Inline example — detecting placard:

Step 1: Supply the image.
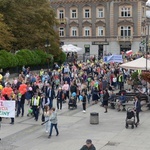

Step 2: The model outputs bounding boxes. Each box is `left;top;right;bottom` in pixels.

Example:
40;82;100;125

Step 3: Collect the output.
0;100;15;118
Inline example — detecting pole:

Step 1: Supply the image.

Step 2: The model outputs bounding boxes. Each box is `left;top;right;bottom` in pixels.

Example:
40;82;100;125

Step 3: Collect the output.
146;20;149;94
0;120;1;140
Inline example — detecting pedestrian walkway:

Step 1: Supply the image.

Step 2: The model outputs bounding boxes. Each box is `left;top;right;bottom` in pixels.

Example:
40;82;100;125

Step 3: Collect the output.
0;98;150;150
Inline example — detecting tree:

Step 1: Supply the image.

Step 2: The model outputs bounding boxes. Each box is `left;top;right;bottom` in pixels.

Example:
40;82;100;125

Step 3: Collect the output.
0;0;61;55
0;13;15;50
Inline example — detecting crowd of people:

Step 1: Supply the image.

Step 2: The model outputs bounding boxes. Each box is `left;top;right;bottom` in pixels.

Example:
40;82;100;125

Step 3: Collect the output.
0;54;149;139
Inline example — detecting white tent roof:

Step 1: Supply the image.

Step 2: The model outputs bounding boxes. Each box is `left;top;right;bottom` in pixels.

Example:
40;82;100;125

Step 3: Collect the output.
61;44;82;52
120;57;150;70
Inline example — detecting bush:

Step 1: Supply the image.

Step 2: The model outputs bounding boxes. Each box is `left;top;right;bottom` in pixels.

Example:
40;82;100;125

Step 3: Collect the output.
54;51;66;64
34;50;47;65
15;49;35;66
0;49;55;69
131;71;141;85
0;50;18;68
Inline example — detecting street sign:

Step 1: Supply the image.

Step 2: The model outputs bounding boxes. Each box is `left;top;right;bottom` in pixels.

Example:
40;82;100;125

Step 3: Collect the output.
92;41;109;45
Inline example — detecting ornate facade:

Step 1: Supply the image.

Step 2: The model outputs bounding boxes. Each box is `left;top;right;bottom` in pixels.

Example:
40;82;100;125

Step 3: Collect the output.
50;0;147;56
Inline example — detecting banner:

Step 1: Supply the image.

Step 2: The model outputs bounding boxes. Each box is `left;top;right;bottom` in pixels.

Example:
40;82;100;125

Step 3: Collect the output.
103;55;123;63
103;55;113;62
0;100;15;118
112;55;123;63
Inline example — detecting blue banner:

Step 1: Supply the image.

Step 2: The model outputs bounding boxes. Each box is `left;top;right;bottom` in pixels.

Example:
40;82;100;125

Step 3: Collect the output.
103;55;123;63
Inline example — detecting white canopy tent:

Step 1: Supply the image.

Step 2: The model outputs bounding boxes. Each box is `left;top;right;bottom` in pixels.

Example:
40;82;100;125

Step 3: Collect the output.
120;57;150;70
62;44;82;52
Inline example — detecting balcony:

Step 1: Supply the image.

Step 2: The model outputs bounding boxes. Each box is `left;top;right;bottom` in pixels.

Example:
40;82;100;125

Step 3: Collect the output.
117;36;133;42
56;18;67;24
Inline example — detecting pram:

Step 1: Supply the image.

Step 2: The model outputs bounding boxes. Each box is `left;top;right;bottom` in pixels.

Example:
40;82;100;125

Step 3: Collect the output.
68;96;77;109
27;108;33;117
125;108;137;129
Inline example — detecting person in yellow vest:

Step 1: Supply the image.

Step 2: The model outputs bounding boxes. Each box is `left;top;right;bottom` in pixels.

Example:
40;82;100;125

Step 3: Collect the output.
39;69;44;79
30;93;40;121
118;72;124;91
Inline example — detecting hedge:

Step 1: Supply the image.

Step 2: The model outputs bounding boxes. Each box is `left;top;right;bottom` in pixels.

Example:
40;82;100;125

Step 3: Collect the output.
0;49;66;69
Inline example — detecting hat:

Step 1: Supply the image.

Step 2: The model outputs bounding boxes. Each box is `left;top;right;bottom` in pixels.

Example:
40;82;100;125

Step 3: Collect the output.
86;139;92;144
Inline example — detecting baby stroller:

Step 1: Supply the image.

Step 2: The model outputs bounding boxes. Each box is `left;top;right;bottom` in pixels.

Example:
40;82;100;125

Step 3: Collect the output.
27;108;33;117
68;96;77;109
125;108;137;129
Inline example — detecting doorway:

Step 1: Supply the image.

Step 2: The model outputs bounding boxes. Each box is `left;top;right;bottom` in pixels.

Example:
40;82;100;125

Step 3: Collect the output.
120;42;131;53
98;45;103;57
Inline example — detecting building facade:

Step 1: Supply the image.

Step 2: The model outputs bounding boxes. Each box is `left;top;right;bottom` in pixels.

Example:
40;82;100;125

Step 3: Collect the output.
50;0;147;56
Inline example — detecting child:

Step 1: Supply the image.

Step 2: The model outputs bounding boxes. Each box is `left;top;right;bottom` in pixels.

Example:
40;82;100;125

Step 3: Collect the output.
44;105;50;133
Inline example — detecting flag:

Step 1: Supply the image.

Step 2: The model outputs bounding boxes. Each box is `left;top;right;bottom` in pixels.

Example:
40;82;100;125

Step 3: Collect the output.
126;50;133;55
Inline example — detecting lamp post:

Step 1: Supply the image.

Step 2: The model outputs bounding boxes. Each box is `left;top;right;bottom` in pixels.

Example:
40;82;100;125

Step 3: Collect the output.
45;39;51;69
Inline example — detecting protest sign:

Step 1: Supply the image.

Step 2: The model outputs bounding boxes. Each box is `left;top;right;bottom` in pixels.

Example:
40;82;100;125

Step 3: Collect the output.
103;55;123;63
0;100;15;118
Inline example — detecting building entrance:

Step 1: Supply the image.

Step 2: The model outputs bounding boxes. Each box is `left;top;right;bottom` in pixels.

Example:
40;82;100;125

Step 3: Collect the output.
98;45;103;58
120;42;131;53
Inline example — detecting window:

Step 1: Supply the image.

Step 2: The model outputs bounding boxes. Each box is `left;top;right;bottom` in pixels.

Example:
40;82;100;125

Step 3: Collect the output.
97;8;104;18
59;10;64;19
71;9;77;18
71;27;77;36
121;7;131;17
84;9;90;18
98;26;104;36
120;26;131;36
59;28;64;37
142;6;145;17
84;27;90;36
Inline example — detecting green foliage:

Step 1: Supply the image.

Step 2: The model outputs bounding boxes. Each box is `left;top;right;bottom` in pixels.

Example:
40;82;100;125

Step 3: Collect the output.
0;0;61;54
0;50;18;68
34;50;47;65
131;71;141;85
0;48;64;69
54;51;66;64
0;13;15;50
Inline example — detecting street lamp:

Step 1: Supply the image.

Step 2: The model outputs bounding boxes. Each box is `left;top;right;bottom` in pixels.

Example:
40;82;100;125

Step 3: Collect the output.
44;39;51;69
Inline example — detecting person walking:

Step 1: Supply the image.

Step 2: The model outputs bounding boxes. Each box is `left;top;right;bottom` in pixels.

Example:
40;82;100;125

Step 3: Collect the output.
44;105;50;133
102;89;109;113
16;93;26;117
134;96;141;125
46;84;55;109
48;107;59;138
56;87;63;110
82;91;87;113
30;93;40;121
80;139;96;150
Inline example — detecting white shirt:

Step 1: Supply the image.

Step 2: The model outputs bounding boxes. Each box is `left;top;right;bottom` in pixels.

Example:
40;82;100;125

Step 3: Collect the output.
34;98;37;106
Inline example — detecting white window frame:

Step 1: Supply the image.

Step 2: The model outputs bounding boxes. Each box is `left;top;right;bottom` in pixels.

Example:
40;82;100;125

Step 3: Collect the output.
59;10;64;19
120;26;131;36
59;27;65;37
71;27;77;36
84;9;90;18
84;27;90;36
98;26;104;36
97;8;104;18
71;9;77;18
121;7;131;17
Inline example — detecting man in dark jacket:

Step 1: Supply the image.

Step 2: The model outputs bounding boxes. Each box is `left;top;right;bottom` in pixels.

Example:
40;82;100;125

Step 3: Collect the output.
80;139;96;150
16;93;26;117
46;84;55;109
